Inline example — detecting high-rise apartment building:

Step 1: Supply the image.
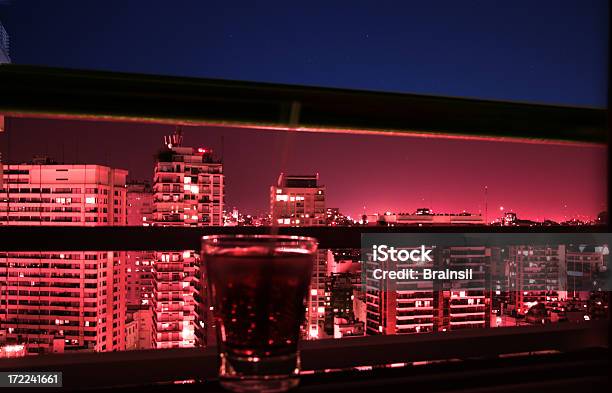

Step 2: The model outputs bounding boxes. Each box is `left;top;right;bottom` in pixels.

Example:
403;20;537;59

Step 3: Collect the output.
365;246;491;335
151;130;223;349
270;174;328;338
440;247;490;330
365;246;438;335
270;174;326;226
126;182;154;308
507;245;567;314
306;249;331;339
152;131;224;227
565;246;606;300
0;162;128;354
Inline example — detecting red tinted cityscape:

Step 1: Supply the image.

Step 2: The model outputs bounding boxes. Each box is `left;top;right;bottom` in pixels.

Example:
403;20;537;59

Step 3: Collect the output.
0;2;609;391
0;125;609;358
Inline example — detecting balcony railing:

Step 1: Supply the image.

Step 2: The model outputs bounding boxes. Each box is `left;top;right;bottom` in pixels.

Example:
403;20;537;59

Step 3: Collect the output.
0;321;606;390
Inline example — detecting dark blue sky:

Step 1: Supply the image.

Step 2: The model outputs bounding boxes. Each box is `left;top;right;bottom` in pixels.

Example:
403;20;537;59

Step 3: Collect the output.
0;1;608;220
0;0;608;106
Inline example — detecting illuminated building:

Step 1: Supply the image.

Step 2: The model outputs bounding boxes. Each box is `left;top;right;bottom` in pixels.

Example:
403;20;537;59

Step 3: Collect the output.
126;182;155;308
151;130;223;349
365;246;491;335
124;307;153;350
270;174;325;226
365;246;438;335
565;245;607;299
324;273;364;337
127;182;153;226
326;207;352;226
0;161;128;354
0;344;26;358
501;212;538;226
372;210;485;226
151;250;204;349
440;247;490;330
305;249;331;339
152;130;224;227
507;245;567;315
270;173;328;338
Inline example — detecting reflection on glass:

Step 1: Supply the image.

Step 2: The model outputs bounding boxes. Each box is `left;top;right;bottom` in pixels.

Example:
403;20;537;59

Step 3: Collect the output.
202;235;316;393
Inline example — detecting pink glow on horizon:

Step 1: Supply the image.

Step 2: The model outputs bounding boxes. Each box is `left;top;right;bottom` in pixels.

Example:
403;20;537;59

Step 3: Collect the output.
2;117;607;223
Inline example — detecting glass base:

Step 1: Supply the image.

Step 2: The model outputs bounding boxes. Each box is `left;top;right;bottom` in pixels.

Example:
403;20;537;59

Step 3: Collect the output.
220;377;299;393
219;352;301;393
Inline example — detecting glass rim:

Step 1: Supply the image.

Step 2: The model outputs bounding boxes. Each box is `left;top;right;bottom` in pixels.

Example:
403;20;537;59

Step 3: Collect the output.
201;234;318;244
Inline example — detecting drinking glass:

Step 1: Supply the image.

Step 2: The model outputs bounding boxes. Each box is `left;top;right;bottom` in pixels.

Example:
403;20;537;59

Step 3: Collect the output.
202;235;317;392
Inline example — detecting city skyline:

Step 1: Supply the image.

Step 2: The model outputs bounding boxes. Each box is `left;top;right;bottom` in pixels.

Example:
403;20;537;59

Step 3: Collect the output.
2;117;607;223
0;3;609;391
1;124;609;357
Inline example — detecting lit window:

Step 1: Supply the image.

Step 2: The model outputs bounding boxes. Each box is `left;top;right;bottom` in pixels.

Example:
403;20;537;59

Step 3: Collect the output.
86;197;96;204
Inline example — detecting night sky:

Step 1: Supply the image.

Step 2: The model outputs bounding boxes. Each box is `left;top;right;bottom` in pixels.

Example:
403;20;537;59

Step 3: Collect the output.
0;1;608;221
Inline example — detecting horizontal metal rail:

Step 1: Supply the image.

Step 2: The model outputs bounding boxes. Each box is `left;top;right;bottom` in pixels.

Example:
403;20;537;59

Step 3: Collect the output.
0;64;606;144
0;321;606;390
0;226;608;251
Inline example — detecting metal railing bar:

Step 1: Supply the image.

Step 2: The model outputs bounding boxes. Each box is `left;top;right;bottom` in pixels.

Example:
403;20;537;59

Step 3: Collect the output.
0;226;608;251
0;64;606;144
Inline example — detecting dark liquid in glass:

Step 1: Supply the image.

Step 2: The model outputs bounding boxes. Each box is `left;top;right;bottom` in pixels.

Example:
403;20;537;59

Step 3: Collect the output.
206;248;314;359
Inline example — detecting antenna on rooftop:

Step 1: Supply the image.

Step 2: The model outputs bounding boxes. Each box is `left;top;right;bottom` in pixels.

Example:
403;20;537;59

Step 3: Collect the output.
484;185;488;224
164;126;184;148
